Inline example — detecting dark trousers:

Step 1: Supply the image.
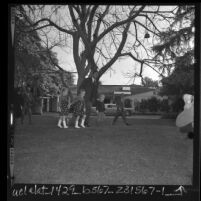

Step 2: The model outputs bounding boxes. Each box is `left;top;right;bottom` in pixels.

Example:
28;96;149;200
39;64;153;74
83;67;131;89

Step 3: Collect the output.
85;101;92;126
112;111;127;125
179;123;193;133
21;105;32;124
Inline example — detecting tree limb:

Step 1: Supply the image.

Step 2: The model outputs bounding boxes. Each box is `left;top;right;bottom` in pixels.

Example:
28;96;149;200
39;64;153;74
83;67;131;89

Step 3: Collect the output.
98;21;131;78
94;6;146;44
87;5;99;41
134;19;160;37
29;18;74;35
93;5;110;42
120;52;165;78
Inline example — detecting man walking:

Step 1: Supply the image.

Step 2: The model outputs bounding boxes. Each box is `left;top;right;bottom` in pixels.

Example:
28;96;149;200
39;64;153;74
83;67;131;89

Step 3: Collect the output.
79;71;99;127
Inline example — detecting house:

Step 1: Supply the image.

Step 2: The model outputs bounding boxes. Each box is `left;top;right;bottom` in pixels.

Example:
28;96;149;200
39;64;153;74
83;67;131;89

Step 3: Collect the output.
69;85;167;109
36;85;167;114
124;88;168;105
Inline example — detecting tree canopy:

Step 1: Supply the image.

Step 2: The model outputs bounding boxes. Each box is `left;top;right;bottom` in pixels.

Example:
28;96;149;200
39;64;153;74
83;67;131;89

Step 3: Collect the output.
152;5;195;97
16;5;179;88
15;13;74;97
141;77;159;88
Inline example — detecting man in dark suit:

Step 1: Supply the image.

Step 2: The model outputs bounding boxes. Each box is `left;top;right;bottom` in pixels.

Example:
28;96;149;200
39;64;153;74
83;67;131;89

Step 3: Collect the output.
79;71;99;127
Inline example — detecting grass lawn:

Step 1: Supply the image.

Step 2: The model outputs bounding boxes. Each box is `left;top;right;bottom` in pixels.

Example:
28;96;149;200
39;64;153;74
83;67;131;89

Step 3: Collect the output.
13;113;193;185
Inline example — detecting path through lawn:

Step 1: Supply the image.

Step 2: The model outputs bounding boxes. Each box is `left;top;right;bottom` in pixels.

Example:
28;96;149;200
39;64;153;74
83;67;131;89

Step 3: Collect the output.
14;113;193;185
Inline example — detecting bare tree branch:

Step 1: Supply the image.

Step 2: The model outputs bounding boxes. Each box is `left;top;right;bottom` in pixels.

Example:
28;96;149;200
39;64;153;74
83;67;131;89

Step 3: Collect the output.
134;19;160;37
93;6;110;41
29;18;74;35
87;5;99;41
138;14;162;34
98;21;131;78
94;6;146;45
120;52;165;78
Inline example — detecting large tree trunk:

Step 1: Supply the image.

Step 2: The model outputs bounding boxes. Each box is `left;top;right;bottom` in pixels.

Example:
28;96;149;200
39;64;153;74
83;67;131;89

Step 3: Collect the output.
76;72;85;94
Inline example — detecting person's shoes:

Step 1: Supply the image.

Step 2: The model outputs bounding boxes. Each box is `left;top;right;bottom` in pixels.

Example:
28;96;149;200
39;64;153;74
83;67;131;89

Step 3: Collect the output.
187;132;194;139
85;124;90;127
80;123;85;128
63;121;68;128
75;125;80;129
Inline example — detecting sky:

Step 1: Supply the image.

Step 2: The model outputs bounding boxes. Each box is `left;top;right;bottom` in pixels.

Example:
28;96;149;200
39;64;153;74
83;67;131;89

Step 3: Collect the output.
54;46;160;85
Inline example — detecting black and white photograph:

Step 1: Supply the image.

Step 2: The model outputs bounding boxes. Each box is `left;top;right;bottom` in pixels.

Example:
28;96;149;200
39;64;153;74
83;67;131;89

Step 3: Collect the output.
7;3;200;199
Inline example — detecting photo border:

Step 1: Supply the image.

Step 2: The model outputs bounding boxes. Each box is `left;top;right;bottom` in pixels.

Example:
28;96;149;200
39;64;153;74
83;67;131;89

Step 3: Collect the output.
7;3;200;201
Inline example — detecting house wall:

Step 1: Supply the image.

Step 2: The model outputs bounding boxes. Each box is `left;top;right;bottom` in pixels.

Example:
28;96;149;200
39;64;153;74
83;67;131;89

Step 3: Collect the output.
49;96;59;112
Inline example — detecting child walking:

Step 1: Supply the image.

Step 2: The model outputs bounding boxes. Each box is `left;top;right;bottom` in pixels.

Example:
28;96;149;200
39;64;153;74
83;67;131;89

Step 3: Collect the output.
112;95;130;126
57;87;72;128
96;94;105;125
70;89;86;128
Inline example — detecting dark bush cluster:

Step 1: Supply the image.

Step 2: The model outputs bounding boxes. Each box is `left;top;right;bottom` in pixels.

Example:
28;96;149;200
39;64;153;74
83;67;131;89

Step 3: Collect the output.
137;97;170;113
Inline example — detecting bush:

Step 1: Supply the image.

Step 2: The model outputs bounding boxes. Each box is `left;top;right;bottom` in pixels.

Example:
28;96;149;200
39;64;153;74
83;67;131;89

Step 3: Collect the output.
147;97;160;112
171;98;184;113
160;99;170;112
161;113;177;119
139;99;148;112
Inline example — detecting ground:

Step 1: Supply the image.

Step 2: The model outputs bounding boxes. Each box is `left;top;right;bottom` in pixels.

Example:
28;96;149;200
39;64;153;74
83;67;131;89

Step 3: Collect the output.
13;113;193;185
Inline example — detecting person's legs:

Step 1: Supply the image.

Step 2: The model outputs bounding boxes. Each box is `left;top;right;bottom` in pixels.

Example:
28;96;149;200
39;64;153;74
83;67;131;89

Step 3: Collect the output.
121;112;129;125
75;116;80;128
21;106;25;124
179;123;194;139
112;112;119;125
27;106;32;124
65;116;70;127
85;101;92;126
99;112;105;126
96;112;101;126
80;115;86;128
62;116;68;128
57;116;63;128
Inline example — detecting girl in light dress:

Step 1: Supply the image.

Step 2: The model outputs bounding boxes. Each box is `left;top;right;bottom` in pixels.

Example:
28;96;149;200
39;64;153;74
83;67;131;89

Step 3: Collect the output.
70;89;86;128
57;87;72;128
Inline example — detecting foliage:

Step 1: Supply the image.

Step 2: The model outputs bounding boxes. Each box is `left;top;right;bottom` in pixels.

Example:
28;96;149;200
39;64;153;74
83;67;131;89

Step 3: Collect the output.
142;77;159;88
146;97;160;112
138;97;169;113
170;97;184;113
14;15;74;98
159;54;194;97
124;99;132;108
153;5;194;98
17;5;178;87
160;99;170;112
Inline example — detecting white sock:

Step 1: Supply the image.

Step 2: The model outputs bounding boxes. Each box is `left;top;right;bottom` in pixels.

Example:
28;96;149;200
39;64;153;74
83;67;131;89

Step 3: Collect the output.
63;120;68;128
80;118;85;128
75;119;80;128
57;119;62;128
